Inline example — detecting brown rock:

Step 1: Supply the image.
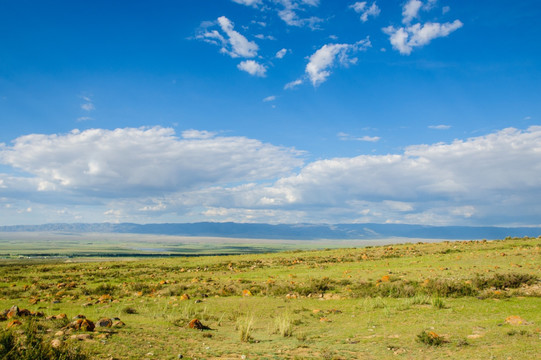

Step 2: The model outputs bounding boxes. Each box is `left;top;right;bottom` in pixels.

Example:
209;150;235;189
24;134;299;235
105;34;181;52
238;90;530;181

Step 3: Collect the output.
505;315;528;325
6;305;19;319
112;320;125;328
188;319;210;330
55;313;67;320
80;319;95;331
180;294;190;301
6;319;22;328
96;318;113;328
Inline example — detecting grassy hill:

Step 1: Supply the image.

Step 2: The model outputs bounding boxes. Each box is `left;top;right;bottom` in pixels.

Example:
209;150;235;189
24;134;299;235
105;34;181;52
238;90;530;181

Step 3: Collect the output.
0;236;540;359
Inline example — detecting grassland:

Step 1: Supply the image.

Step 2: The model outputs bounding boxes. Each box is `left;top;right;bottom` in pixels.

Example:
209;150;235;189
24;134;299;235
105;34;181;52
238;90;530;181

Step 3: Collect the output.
0;236;540;359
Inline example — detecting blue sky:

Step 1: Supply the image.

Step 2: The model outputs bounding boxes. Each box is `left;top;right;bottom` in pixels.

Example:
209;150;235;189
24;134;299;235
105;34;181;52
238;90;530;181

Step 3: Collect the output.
0;0;540;226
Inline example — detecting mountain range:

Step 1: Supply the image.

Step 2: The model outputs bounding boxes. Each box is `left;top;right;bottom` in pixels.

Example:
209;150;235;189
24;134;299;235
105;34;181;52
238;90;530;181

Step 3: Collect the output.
1;222;540;240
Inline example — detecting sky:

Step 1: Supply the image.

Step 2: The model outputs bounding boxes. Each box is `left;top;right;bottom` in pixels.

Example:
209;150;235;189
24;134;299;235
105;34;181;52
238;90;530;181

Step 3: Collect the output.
0;0;540;226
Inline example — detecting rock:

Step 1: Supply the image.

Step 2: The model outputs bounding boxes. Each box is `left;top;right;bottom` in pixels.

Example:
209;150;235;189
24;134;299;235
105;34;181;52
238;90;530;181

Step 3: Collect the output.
70;334;92;341
188;319;211;330
112;320;125;328
80;319;95;331
242;289;252;297
69;318;95;331
98;294;113;303
55;313;67;320
73;314;86;320
55;330;65;337
82;302;93;307
180;294;190;301
6;319;22;328
505;315;528;325
51;339;63;349
319;317;332;322
6;305;19;319
96;318;113;328
18;308;31;317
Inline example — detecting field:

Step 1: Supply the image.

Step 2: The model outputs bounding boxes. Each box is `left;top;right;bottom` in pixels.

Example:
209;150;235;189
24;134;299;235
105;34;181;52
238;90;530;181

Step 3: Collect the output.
0;236;540;359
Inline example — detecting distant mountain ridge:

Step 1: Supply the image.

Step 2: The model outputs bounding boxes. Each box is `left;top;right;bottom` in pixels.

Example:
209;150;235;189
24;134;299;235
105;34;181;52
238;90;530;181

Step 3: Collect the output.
1;222;540;240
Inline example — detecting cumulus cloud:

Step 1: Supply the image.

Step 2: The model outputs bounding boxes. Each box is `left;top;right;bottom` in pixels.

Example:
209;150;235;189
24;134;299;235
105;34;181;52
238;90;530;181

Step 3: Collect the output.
243;126;541;224
0;127;303;197
402;0;423;24
383;20;463;55
305;38;371;86
275;48;288;59
237;60;267;77
350;2;381;22
3;127;541;226
197;16;258;58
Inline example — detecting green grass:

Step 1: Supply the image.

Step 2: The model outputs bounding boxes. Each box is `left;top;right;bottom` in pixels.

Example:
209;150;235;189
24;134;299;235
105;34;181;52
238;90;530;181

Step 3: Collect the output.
0;236;539;359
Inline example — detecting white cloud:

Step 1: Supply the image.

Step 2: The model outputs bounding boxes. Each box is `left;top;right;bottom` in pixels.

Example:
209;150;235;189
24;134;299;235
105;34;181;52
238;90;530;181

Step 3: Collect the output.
181;129;217;139
237;60;267;77
76;116;93;122
284;78;304;90
0;127;303;197
402;0;423;24
275;48;288;59
442;6;450;14
350;2;380;23
275;0;323;28
428;124;451;130
3;127;541;226
254;34;276;40
338;132;380;142
383;20;463;55
81;103;94;111
263;95;276;102
197;16;259;58
231;0;262;7
305;38;371;86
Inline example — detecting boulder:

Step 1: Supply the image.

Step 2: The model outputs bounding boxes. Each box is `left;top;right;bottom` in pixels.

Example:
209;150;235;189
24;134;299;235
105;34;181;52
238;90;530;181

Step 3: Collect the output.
96;318;113;328
188;319;210;330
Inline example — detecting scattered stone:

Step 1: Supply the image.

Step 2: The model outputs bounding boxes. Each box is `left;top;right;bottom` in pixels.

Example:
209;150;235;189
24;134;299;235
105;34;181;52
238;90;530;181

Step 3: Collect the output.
112;320;126;328
505;316;528;325
82;302;93;307
319;317;332;322
55;330;65;337
180;294;190;301
6;319;22;328
96;318;113;328
51;339;63;349
242;289;252;297
194;299;203;304
188;319;211;330
68;318;95;331
98;294;113;303
73;314;86;320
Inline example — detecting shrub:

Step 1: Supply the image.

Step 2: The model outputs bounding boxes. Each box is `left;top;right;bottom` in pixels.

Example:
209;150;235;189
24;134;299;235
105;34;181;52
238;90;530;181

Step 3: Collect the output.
416;330;445;346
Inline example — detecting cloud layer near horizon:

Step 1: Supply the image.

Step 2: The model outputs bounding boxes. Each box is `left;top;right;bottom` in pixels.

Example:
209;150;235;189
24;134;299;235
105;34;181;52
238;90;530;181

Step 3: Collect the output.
1;126;541;226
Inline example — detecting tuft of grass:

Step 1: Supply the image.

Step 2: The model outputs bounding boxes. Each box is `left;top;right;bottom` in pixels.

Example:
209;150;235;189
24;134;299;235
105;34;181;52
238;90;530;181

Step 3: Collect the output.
236;315;254;343
273;314;293;337
431;297;446;309
416;330;446;346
